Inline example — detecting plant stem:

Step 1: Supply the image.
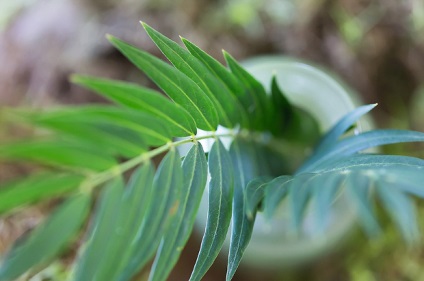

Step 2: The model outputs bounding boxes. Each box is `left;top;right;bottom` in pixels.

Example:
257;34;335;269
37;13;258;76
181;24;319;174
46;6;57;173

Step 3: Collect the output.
78;128;310;193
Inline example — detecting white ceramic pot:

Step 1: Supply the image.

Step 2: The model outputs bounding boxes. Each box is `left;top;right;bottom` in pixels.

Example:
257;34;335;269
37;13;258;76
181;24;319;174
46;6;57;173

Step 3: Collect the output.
187;56;373;269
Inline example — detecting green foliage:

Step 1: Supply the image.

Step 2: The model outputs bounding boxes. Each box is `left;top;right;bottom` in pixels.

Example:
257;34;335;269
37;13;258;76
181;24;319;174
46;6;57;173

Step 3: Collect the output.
1;22;424;281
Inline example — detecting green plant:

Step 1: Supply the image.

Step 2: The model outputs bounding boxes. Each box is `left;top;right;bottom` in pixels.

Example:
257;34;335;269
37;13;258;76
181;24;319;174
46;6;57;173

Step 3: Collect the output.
1;22;424;281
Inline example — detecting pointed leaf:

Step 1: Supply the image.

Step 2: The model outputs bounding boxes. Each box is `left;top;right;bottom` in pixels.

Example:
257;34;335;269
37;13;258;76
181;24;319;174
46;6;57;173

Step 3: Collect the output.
0;173;84;214
313;104;377;154
72;178;124;281
0;194;90;281
0;140;116;171
71;75;196;136
119;149;183;280
181;38;251;128
35;106;172;147
345;172;380;237
263;175;292;219
223;51;271;130
226;139;259;281
108;35;218;131
149;143;207;281
244;178;268;220
143;23;247;128
376;182;419;244
35;118;145;159
300;129;424;173
270;76;292;136
311;173;344;233
287;174;314;232
190;139;234;281
95;163;156;281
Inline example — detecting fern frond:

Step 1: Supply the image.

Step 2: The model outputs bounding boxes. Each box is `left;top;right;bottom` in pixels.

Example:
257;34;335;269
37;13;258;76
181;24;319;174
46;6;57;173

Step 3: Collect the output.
1;21;424;281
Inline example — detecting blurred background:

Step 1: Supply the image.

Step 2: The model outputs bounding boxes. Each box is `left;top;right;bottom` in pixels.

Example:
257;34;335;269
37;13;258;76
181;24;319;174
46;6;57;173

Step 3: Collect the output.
1;0;424;280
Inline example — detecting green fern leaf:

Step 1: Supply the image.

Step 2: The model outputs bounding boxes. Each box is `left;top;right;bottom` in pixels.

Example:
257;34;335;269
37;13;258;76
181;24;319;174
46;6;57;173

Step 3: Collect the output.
142;22;246;129
0;139;116;172
149;143;207;281
73;178;125;281
226;139;259;281
0;173;84;215
190;139;234;281
35;106;173;146
223;51;271;131
73;163;156;281
181;38;251;128
0;194;90;281
108;35;218;131
71;75;197;136
119;149;183;280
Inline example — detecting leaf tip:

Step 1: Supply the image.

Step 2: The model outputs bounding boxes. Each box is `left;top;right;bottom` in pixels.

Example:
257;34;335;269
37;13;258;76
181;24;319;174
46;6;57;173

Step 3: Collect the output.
69;74;82;84
105;33;117;43
140;21;151;32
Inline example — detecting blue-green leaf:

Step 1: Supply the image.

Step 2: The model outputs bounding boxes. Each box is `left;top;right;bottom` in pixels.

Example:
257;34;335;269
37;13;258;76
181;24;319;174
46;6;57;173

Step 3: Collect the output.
149;143;207;281
142;23;247;128
376;182;419;244
244;178;268;220
108;35;218;131
94;163;156;281
263;175;292;219
0;173;84;215
71;75;196;136
345;172;380;237
72;178;124;281
287;174;314;232
119;149;183;280
74;164;155;281
300;129;424;173
313;104;377;154
190;139;234;281
226;139;259;281
0;194;90;281
311;174;344;233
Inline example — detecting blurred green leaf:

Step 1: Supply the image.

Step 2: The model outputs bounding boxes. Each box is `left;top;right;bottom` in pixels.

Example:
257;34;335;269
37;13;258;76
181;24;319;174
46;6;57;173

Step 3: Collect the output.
34;106;172;147
73;178;125;281
71;76;197;136
0;193;90;281
263;175;292;219
0;139;116;172
376;182;419;244
0;173;84;214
